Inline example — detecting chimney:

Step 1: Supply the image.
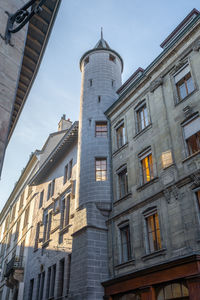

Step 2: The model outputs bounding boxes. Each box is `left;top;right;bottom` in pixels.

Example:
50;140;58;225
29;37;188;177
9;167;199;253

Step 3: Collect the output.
58;115;72;131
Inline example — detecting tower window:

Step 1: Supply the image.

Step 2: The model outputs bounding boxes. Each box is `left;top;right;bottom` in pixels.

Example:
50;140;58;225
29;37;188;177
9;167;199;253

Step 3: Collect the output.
84;56;89;66
95;121;107;137
95;158;107;181
98;96;101;103
109;54;116;63
89;79;93;87
112;80;115;88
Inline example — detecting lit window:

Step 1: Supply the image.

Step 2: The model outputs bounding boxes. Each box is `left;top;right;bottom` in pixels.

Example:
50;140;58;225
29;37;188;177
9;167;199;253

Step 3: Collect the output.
145;212;161;253
139;150;154;184
119;224;131;263
117;166;128;198
95;158;107;181
116;121;125;149
183;117;200;156
95;121;107;137
136;104;149;132
174;64;194;101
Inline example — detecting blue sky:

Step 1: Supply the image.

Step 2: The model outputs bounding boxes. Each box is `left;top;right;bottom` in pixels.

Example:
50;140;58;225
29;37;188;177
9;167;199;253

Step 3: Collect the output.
0;0;199;210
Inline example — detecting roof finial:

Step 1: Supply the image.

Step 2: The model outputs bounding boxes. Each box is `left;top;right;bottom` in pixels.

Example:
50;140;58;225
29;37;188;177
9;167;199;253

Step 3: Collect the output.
101;27;103;40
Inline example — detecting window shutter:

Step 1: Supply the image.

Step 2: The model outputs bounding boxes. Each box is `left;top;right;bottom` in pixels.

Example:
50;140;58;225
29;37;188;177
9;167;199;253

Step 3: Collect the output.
184;118;200;139
174;65;190;83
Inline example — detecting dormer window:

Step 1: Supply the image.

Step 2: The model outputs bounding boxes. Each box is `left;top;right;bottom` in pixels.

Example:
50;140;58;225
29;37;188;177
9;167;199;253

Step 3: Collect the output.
84;56;89;66
109;54;116;63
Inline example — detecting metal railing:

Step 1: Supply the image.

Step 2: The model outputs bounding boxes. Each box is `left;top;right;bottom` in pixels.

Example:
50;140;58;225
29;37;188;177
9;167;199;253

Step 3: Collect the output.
4;255;24;277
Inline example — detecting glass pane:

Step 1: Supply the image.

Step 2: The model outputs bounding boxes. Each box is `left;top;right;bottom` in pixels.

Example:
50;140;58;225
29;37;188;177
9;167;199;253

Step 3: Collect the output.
164;284;173;299
179;82;187;99
182;283;189;296
187;76;194;94
157;288;164;300
172;283;181;297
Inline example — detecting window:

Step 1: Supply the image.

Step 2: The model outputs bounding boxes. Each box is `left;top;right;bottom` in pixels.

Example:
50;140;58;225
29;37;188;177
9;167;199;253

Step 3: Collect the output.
109;54;116;62
95;121;107;137
28;279;34;300
46;267;51;299
145;211;161;253
84;56;89;66
36;273;41;300
66;254;71;296
156;282;189;300
64;164;68;184
39;272;45;300
61;195;70;229
39;190;44;208
89;79;92;87
174;64;194;101
196;191;200;212
19;191;25;210
23;206;30;228
68;159;73;180
47;180;55;200
95;158;107;181
119;224;131;263
139;149;154;184
183;117;200;156
117;166;128;198
15;219;20;241
136;103;149;132
43;212;52;242
50;264;56;298
116;121;125;148
98;95;101;103
11;203;16;221
57;259;65;297
34;222;40;250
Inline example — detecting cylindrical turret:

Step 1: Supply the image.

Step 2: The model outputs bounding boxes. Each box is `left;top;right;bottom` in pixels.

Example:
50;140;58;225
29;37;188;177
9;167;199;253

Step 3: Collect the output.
76;32;123;208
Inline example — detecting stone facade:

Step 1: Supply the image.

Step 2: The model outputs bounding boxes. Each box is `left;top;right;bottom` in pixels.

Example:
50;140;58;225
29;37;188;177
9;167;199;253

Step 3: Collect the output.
103;8;200;300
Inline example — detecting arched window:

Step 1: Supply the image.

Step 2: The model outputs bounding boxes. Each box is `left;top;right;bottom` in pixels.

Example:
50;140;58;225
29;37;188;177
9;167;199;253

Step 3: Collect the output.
156;282;189;300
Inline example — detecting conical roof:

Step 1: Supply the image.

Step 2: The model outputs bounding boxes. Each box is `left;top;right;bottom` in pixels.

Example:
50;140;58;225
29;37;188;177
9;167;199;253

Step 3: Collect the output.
80;29;123;72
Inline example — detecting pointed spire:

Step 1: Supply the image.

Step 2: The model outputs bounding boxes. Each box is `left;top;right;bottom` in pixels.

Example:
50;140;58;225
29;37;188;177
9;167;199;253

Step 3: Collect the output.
94;28;110;49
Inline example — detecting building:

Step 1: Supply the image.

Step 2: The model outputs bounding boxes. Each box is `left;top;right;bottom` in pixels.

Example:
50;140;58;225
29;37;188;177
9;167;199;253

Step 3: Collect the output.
0;0;61;177
0;7;200;300
103;8;200;300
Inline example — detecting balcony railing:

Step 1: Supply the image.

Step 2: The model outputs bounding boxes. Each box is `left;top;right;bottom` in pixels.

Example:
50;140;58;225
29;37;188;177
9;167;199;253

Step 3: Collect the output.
4;255;24;277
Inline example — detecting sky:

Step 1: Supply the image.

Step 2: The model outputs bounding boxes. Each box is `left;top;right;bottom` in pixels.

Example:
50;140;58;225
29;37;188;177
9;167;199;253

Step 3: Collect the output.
0;0;199;210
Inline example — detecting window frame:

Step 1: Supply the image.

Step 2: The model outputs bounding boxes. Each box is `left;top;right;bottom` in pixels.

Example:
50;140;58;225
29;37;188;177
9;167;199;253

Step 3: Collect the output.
181;114;200;157
95;157;107;181
118;222;132;263
116;165;129;199
115;120;126;149
138;148;154;185
95;121;108;137
134;99;151;135
143;208;162;254
174;63;195;102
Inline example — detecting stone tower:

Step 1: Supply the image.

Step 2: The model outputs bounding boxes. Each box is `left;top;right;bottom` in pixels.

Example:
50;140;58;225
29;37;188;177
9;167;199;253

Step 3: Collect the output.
69;32;123;299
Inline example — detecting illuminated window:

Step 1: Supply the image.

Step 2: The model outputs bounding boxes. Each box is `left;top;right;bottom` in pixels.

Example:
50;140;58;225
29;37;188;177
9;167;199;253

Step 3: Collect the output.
145;212;161;253
95;121;107;137
95;158;107;181
183;117;200;156
139;150;154;184
116;121;125;149
174;64;194;101
119;224;131;263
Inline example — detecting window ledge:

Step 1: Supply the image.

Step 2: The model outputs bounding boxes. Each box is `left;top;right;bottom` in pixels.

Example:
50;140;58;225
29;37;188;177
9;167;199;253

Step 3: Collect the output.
136;177;158;192
175;88;197;106
142;248;166;261
59;224;71;235
114;258;135;270
182;150;200;163
51;225;60;234
112;142;128;157
42;239;51;248
133;123;152;139
114;192;132;206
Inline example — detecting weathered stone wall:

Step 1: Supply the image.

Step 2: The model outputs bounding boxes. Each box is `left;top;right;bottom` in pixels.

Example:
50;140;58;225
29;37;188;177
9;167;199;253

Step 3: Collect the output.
0;0;27;175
